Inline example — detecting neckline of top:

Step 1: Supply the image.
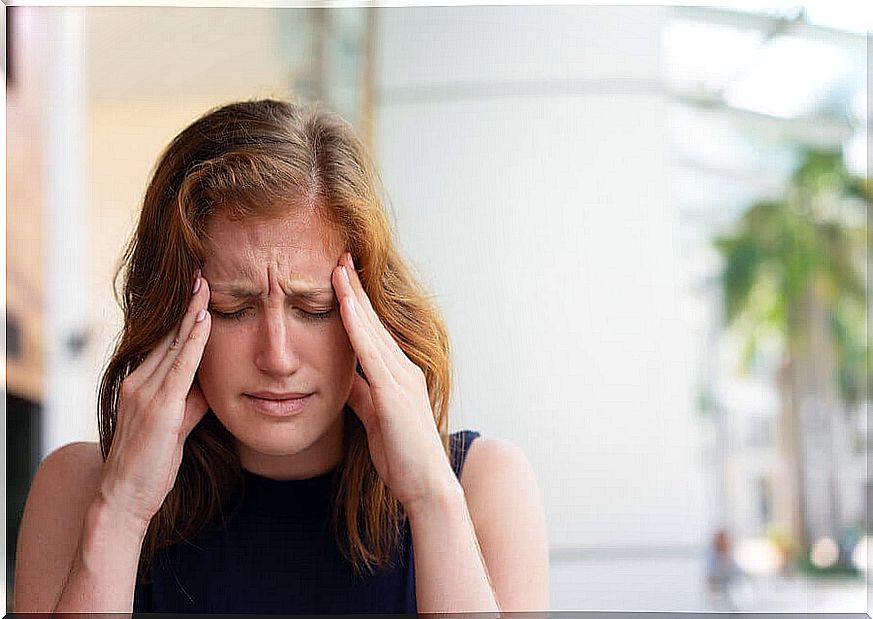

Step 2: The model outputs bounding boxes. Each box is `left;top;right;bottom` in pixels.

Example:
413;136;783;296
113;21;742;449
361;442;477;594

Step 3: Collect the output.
241;466;339;483
237;466;337;519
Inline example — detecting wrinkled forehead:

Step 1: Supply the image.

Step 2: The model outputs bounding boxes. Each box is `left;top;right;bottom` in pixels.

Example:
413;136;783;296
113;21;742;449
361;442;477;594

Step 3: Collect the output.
203;210;344;259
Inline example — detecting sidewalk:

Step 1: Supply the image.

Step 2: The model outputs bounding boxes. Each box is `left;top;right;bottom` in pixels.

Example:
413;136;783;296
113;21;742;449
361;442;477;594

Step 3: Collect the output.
550;558;865;612
724;575;866;613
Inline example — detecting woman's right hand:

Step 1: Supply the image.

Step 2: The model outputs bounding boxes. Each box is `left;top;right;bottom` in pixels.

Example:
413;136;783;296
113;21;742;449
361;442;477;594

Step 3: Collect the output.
97;272;213;529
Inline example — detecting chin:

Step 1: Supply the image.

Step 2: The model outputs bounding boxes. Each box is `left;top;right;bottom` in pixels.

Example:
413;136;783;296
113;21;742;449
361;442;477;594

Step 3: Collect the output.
215;403;345;456
244;434;311;457
222;422;314;457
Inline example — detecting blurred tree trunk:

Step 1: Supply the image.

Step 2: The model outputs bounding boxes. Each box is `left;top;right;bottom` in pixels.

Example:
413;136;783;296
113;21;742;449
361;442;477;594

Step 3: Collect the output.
776;354;803;554
778;275;842;551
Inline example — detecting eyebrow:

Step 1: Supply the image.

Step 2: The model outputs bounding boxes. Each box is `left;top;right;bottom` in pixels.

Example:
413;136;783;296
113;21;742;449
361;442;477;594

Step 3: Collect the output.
210;284;335;302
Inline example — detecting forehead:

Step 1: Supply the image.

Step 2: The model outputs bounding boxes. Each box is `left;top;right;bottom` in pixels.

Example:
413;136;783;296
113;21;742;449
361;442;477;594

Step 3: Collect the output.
203;211;343;273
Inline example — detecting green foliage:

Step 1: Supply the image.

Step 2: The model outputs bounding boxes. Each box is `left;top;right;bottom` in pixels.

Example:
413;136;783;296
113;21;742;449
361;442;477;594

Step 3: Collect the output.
793;555;863;580
713;148;869;407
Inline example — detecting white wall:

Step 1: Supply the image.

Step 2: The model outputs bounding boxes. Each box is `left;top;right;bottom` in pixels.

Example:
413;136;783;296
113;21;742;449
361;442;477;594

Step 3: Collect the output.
42;7;94;457
374;6;707;610
22;5;712;611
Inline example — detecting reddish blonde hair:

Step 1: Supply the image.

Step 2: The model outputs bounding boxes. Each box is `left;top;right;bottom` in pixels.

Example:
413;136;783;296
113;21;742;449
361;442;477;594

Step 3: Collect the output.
98;98;452;580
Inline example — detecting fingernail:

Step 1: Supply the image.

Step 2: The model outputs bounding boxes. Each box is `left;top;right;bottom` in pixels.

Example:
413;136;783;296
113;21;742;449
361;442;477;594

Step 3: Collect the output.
192;275;201;295
341;265;351;284
196;309;207;322
347;253;355;270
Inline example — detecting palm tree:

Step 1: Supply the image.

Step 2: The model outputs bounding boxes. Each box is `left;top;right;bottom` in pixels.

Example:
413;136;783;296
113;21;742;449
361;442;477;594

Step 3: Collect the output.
713;148;870;556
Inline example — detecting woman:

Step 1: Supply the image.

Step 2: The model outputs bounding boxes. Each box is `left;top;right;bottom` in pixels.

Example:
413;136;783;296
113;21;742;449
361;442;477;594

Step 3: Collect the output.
14;98;549;613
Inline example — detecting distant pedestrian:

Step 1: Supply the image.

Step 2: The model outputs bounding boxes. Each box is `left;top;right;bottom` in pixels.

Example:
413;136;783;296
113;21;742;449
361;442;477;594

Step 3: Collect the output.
705;529;742;610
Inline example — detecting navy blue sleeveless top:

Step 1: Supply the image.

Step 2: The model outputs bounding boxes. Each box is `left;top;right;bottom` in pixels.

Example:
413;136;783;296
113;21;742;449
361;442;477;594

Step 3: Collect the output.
132;430;481;613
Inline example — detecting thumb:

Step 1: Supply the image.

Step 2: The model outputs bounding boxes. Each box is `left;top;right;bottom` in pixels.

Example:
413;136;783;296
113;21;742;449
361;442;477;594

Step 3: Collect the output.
181;380;210;438
346;372;377;430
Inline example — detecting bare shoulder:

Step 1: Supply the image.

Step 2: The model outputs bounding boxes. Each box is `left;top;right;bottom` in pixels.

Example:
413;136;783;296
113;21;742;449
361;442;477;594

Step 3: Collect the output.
45;440;103;470
460;436;537;495
24;440;104;503
458;436;550;611
14;441;105;612
33;441;105;497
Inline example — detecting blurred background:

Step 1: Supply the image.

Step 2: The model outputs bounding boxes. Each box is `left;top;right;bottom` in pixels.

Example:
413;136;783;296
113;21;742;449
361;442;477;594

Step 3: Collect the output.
5;3;870;613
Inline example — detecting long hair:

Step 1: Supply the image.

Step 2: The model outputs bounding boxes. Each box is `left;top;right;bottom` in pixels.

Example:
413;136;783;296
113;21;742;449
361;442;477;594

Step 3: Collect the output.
97;98;452;581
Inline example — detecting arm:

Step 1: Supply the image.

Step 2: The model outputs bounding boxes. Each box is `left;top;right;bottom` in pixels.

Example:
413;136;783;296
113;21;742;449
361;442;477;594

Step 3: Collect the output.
407;479;500;614
16;272;212;612
13;442;147;613
409;437;550;614
330;258;544;611
52;491;149;612
462;438;550;611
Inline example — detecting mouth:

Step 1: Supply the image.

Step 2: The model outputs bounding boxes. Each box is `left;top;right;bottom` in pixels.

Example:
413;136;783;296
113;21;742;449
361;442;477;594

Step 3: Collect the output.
243;392;313;417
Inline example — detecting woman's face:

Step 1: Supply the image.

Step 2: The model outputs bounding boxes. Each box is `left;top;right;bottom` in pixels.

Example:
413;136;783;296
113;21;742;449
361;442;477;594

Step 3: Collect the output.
197;209;357;479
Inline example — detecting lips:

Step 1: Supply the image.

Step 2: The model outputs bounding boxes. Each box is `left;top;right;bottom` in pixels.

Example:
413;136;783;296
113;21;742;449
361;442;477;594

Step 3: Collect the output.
244;392;313;416
246;391;311;401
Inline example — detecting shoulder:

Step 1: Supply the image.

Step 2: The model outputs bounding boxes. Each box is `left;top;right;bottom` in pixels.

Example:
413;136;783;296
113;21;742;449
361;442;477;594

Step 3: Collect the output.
34;441;105;494
22;440;105;527
458;436;544;524
14;441;104;612
43;439;103;468
457;436;550;610
459;435;535;492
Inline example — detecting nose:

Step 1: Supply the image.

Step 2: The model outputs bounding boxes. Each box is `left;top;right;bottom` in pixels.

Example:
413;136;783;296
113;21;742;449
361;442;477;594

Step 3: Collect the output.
254;306;302;377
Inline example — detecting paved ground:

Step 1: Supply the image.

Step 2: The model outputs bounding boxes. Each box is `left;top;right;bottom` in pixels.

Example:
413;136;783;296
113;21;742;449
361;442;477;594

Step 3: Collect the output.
550;558;866;612
725;575;865;613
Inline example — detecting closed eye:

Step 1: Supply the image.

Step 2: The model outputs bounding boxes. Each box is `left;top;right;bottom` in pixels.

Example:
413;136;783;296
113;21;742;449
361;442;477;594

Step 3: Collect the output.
211;307;253;321
299;308;335;322
209;306;335;323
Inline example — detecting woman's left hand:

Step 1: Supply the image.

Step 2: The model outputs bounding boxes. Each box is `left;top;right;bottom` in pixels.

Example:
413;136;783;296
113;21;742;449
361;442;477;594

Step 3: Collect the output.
331;252;458;512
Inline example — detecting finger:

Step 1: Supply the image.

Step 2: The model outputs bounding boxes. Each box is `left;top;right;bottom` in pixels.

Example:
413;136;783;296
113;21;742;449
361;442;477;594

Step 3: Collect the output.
161;307;212;405
137;270;202;381
150;275;210;385
343;255;414;369
341;253;376;314
346;373;377;430
333;264;406;380
337;257;411;373
126;328;176;390
338;284;399;393
153;276;211;391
